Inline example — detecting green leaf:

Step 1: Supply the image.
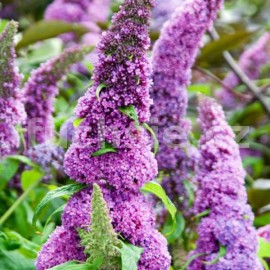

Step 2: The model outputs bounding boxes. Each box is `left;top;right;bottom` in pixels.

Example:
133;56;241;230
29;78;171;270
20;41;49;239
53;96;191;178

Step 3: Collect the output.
258;237;270;258
91;141;117;157
73;118;85;128
2;231;40;259
255;213;270;227
44;204;65;228
0;20;8;33
26;38;62;64
162;212;185;244
21;169;43;192
260;258;270;270
141;181;177;235
203;245;227;265
188;84;212;95
48;261;101;270
16;20;88;49
32;183;86;229
0;158;20;190
119;105;140;131
118;242;144;270
193;209;211;221
142;123;159;155
180;253;206;270
96;83;107;101
0;249;36;270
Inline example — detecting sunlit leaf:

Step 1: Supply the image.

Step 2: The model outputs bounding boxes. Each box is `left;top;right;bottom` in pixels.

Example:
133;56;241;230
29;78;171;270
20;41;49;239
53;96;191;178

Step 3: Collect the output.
117;242;143;270
21;169;43;192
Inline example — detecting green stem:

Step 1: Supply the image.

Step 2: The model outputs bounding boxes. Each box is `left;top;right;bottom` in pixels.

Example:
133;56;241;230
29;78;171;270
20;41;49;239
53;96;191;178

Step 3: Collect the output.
0;180;40;226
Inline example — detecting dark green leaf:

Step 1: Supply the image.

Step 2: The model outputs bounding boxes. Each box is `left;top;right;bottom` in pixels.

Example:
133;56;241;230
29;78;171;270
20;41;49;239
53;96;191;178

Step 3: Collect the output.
0;158;19;190
162;212;185;244
32;183;86;229
17;20;88;49
91;142;117;157
141;181;176;235
0;249;36;270
255;213;270;227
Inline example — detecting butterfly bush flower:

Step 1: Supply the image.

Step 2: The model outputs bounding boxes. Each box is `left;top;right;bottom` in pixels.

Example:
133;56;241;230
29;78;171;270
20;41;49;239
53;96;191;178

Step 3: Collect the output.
188;97;262;270
217;33;270;109
150;0;223;209
36;1;171;269
0;21;26;157
24;46;92;145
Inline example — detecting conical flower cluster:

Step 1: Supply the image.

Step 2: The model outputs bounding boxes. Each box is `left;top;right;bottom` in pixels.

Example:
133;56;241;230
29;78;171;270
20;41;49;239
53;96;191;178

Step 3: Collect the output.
36;1;171;269
150;0;223;210
189;97;262;270
24;46;92;145
0;21;26;157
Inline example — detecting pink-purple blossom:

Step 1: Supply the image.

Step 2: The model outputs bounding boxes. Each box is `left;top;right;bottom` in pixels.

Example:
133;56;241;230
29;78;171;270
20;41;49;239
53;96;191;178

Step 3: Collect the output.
36;1;171;269
0;21;26;157
188;97;262;270
24;46;91;145
150;0;223;209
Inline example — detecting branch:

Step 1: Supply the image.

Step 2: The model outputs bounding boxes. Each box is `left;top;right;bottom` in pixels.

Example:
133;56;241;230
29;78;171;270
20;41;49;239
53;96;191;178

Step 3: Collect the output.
193;66;249;100
209;27;270;118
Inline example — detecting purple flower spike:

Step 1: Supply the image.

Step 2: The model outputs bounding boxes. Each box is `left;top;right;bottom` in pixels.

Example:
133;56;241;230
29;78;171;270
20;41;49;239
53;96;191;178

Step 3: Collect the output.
217;33;270;109
150;0;223;210
37;1;171;269
188;97;262;270
0;21;26;157
23;46;92;145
